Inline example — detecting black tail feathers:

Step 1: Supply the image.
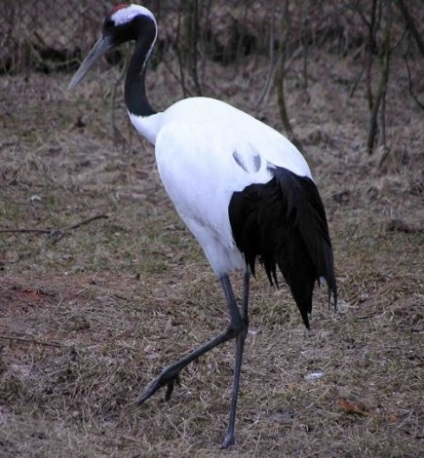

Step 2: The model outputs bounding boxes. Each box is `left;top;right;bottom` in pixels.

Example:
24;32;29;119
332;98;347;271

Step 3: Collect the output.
229;167;337;329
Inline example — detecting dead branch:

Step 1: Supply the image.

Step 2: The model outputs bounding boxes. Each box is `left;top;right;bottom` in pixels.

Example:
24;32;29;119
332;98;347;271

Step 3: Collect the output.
349;59;366;98
256;0;277;106
175;2;188;98
366;0;379;112
366;0;392;155
275;0;303;151
110;46;129;146
404;53;424;111
395;0;424;57
0;334;65;348
61;213;109;231
0;213;109;244
386;219;424;234
300;0;310;94
187;0;202;96
0;228;52;235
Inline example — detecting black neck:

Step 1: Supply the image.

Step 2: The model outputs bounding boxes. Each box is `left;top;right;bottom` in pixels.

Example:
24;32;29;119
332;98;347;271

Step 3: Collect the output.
124;19;157;117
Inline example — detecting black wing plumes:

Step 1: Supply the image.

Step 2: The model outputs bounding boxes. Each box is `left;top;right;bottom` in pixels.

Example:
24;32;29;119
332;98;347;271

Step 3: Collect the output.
229;167;337;329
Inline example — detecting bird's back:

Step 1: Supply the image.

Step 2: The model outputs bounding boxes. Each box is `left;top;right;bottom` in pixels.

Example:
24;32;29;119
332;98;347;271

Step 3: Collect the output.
153;96;336;320
152;97;311;275
159;97;312;178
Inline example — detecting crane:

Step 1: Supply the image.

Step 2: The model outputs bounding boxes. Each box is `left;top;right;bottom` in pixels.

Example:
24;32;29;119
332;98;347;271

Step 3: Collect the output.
69;3;337;449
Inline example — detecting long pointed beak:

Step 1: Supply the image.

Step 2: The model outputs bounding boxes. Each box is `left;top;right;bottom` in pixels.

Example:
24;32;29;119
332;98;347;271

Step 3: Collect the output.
68;35;113;90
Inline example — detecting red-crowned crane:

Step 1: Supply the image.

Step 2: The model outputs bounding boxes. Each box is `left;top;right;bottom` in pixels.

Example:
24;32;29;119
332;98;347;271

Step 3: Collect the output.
69;3;337;449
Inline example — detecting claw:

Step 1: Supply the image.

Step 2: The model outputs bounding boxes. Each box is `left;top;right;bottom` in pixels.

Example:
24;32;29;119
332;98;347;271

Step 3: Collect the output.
165;373;180;401
137;368;181;405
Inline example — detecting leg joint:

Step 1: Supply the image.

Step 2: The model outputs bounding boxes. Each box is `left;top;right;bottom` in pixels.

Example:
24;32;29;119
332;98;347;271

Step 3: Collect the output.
227;317;248;338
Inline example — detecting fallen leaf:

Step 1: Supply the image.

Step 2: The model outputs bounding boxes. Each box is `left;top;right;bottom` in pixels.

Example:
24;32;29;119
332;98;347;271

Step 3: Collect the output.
337;398;399;423
337;397;370;416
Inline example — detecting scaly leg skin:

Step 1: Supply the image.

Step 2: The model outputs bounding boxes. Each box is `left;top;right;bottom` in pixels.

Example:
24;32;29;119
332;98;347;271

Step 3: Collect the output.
137;275;247;415
241;270;250;321
221;328;247;448
137;365;180;405
221;270;250;449
137;324;241;405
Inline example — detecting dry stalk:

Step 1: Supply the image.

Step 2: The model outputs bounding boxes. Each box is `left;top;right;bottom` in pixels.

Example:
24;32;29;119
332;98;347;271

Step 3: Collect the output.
275;0;303;151
366;0;392;154
0;213;109;244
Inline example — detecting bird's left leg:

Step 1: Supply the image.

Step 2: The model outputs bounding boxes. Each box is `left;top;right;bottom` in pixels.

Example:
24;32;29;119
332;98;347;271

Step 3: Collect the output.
137;274;246;408
221;269;250;449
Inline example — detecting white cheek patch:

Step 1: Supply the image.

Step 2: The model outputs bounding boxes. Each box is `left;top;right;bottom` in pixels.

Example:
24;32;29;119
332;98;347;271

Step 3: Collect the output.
111;5;156;26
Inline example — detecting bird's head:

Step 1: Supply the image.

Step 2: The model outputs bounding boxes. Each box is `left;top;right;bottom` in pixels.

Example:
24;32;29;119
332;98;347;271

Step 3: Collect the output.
69;4;156;90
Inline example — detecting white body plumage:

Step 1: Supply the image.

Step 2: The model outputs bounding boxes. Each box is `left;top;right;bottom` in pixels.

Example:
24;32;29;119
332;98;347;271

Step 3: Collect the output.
130;97;312;274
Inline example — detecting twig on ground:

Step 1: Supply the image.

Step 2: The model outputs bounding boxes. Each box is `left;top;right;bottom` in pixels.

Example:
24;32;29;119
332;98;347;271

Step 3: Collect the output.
0;334;65;348
386;219;424;234
0;228;52;235
0;213;109;244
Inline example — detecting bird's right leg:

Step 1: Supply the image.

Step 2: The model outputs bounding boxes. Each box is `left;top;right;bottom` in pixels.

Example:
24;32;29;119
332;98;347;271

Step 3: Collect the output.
137;274;245;406
221;269;250;448
241;269;250;320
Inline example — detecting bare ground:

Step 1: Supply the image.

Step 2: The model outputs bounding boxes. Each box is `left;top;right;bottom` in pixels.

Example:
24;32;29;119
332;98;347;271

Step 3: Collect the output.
0;49;423;457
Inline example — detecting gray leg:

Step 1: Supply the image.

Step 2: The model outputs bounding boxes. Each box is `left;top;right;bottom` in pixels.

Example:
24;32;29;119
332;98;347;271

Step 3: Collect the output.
137;274;247;413
241;269;250;320
221;270;250;449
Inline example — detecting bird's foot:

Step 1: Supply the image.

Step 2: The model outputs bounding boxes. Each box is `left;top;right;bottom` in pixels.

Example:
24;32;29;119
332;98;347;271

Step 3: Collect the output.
137;368;181;405
221;431;235;449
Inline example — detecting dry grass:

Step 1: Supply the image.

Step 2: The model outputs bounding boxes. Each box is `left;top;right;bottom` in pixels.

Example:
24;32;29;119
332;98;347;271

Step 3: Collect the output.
1;45;423;458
